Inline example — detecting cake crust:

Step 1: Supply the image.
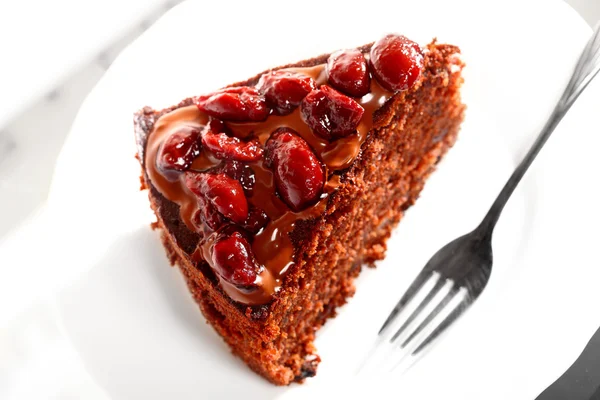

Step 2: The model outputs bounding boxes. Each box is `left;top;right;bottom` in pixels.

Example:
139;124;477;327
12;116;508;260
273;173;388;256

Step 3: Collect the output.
134;41;465;384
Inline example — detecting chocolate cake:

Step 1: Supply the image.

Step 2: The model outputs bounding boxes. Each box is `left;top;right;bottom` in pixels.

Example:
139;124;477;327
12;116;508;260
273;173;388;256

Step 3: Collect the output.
134;34;465;385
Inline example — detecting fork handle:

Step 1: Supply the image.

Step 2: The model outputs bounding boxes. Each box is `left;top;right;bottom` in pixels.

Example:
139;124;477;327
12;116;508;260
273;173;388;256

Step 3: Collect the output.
478;24;600;235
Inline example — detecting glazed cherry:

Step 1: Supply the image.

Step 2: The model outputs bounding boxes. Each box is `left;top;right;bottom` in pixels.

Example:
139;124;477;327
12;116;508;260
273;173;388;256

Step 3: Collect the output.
195;87;269;122
217;160;256;195
242;206;269;234
326;49;370;97
265;128;325;211
185;172;249;224
192;196;223;231
257;70;316;115
156;128;201;179
201;119;263;162
300;85;364;140
211;229;262;287
370;34;424;91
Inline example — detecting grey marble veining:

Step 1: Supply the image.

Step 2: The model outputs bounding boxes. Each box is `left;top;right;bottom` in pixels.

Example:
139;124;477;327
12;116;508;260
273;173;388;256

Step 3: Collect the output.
0;132;16;167
0;64;107;240
0;3;180;242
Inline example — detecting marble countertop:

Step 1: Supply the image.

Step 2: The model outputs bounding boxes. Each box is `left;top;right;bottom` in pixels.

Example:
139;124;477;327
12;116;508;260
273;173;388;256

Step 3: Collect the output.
0;1;182;243
0;0;170;128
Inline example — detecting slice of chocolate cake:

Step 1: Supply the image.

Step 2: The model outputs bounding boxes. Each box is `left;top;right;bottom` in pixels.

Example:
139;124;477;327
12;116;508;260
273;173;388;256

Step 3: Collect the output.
134;34;465;385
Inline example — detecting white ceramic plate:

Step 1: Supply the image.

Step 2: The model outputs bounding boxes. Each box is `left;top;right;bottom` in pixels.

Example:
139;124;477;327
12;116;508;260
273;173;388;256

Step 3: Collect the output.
52;0;600;398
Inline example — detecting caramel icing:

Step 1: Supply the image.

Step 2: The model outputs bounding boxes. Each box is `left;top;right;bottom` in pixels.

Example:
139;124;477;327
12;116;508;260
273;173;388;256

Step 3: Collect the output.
145;64;392;305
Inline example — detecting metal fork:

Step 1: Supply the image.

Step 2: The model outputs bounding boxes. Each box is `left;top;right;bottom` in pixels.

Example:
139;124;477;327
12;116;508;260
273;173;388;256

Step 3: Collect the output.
359;23;600;375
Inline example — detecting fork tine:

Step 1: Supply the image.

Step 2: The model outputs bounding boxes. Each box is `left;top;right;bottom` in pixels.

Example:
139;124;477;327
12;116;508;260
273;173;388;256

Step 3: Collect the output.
564;23;600;98
378;270;435;335
386;286;464;373
399;285;460;348
564;23;600;106
564;27;597;96
411;291;472;356
389;278;448;342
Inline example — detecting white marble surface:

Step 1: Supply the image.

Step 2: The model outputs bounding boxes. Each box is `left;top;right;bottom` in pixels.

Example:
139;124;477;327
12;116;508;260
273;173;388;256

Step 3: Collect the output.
0;1;182;242
0;0;175;128
0;1;598;399
568;0;600;25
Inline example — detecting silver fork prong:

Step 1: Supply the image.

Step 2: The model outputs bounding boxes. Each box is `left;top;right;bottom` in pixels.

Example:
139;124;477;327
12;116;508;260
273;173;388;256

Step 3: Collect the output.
378;269;434;335
567;61;600;107
390;278;448;343
386;288;468;374
563;22;600;107
587;22;600;64
399;285;460;348
411;289;472;356
563;25;598;98
357;273;440;375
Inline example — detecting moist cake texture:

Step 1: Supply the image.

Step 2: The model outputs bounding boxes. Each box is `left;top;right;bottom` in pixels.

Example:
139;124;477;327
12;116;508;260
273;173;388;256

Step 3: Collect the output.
134;35;465;385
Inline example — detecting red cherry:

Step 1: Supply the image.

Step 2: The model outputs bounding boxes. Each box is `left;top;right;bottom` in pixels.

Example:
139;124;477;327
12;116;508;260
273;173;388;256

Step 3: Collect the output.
185;172;248;224
217;160;256;196
265;128;325;211
156;128;201;179
195;87;269;122
201;119;263;162
370;34;424;91
192;196;224;232
326;49;370;97
241;206;269;234
211;229;262;287
257;70;316;115
300;85;364;140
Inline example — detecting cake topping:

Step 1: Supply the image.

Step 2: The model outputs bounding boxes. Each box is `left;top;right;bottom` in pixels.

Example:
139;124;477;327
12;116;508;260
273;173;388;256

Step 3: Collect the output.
265;128;325;211
326;49;370;97
370;34;424;91
195;87;269;122
300;85;365;140
240;206;269;234
201;119;263;161
210;228;263;288
185;172;249;224
257;70;317;115
145;34;425;304
216;160;256;195
156;127;201;179
192;195;224;231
